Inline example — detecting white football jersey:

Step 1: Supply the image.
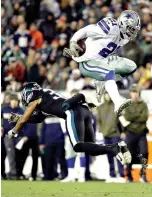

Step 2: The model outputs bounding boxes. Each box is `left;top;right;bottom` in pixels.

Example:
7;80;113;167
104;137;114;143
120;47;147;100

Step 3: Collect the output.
71;17;130;62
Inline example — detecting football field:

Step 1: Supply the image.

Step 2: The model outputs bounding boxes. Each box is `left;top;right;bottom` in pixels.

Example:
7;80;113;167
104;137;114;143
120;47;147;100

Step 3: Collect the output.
1;181;152;197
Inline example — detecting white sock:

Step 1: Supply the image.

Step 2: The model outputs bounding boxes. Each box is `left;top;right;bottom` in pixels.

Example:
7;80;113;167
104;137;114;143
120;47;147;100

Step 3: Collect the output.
68;168;76;180
105;80;122;107
78;167;85;181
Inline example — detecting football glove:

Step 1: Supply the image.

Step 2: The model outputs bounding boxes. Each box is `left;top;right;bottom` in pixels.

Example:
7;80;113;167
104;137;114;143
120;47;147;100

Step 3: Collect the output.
69;41;83;57
63;48;73;58
8;112;21;123
8;128;18;139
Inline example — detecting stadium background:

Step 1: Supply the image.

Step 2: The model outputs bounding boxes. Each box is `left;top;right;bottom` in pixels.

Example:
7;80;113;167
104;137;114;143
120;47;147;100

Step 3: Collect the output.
1;0;152;184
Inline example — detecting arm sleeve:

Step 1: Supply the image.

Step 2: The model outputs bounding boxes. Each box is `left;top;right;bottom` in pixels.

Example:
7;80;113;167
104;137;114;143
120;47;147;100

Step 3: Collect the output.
70;24;100;42
39;122;46;144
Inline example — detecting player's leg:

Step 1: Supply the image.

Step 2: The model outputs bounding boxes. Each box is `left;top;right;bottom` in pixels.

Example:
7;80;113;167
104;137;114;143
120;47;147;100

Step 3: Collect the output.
65;106;131;164
30;138;39;180
79;58;136;115
61;137;77;182
109;56;137;77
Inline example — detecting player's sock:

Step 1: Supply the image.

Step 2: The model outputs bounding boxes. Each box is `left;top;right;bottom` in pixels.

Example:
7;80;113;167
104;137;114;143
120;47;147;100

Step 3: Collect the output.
104;71;122;106
73;142;117;156
67;157;76;168
78;167;85;182
79;156;86;182
61;168;76;182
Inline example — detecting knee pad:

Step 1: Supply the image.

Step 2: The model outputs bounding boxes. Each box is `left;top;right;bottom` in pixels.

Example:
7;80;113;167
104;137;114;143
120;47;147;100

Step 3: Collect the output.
104;70;115;81
124;58;137;73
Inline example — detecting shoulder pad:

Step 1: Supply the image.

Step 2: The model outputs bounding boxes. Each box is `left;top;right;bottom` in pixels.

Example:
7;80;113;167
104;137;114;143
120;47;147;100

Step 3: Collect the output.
97;17;119;36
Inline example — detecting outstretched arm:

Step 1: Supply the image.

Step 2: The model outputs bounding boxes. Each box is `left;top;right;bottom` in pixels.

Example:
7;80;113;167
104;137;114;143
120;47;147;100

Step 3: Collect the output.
8;98;41;138
9;111;46;124
69;24;99;57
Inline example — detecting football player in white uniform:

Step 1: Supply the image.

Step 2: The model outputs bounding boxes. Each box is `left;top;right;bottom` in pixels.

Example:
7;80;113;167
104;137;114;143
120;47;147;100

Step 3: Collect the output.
63;10;141;115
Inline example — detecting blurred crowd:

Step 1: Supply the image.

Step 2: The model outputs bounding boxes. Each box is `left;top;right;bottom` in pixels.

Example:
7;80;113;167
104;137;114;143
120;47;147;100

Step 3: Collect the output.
1;0;152;92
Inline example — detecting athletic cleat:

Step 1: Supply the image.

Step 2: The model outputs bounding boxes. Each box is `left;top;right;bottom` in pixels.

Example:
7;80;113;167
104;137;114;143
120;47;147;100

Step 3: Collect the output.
94;80;105;103
139;175;147;183
118;141;132;164
116;152;125;165
115;99;132;116
60;176;75;183
112;141;132;165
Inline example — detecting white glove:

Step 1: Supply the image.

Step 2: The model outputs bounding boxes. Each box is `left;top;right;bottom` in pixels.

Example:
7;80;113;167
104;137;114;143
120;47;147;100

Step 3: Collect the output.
8;129;18;139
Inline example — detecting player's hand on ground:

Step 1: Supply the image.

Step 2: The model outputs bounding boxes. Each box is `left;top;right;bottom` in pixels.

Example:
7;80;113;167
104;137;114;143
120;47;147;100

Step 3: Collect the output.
8;112;21;123
70;41;83;57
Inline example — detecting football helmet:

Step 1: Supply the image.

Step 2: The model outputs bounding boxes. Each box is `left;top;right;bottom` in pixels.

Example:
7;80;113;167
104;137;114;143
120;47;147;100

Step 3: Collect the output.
21;82;41;106
118;10;140;40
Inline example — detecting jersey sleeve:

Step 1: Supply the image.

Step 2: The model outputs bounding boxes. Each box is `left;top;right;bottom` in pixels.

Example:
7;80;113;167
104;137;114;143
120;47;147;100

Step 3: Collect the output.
70;24;102;42
97;17;119;38
71;17;119;42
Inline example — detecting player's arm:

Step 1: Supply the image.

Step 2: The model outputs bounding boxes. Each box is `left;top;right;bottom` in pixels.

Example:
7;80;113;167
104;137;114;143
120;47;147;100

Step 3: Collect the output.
8;98;41;138
9;110;46;124
69;24;98;57
70;24;97;42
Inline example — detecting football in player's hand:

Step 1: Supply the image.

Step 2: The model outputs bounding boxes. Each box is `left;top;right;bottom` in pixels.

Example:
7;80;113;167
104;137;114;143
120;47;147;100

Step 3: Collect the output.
77;39;86;56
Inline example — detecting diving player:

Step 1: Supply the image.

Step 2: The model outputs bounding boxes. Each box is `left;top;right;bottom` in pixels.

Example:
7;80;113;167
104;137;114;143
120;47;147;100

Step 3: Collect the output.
63;10;141;115
8;82;131;165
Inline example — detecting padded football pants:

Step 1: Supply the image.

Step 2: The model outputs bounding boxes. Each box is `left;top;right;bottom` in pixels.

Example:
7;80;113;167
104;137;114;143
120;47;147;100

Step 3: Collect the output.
79;56;137;81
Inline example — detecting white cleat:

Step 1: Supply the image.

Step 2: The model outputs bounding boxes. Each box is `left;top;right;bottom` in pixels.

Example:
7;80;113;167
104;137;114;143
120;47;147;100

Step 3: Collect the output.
60;176;75;183
115;99;132;116
94;80;105;103
77;178;85;183
116;152;125;165
106;177;126;183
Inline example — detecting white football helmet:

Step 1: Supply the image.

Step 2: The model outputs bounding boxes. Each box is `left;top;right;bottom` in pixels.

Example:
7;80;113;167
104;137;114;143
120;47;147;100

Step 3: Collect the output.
118;10;140;40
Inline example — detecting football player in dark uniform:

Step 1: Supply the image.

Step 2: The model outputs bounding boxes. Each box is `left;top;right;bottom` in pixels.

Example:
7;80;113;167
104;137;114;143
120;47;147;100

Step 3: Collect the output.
8;82;131;165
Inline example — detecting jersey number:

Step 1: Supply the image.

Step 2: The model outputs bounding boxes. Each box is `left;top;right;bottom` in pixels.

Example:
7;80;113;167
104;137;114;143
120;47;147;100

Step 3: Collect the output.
99;42;120;58
43;89;61;100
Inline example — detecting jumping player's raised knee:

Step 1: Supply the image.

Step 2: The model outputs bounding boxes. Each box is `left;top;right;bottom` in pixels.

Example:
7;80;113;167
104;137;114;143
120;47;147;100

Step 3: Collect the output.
124;58;137;73
104;70;115;81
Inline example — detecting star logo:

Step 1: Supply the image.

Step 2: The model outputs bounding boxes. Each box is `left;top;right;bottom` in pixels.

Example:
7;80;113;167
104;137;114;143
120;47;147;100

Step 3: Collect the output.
126;14;132;19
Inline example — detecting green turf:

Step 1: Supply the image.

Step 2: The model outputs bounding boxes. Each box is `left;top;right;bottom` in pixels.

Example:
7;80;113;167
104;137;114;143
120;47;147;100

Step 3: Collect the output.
1;181;152;197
